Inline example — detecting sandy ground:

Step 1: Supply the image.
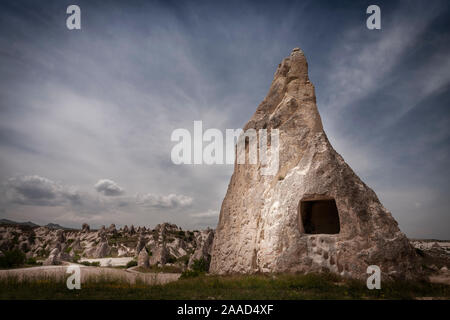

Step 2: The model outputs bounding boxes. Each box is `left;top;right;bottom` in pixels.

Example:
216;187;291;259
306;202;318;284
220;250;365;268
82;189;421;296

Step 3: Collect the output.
429;273;450;286
79;257;134;267
0;263;180;285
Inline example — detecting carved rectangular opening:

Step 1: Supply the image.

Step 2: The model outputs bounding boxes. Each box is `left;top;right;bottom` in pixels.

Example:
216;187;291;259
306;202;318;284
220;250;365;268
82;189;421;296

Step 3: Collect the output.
300;199;340;234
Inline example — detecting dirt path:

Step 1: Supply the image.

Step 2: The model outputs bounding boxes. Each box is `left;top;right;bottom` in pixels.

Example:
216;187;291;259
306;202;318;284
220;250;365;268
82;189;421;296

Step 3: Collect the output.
78;257;134;267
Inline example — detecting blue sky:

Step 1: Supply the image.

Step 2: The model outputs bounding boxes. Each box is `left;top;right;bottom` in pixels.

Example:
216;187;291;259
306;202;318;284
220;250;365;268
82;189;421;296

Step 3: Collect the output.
0;0;449;238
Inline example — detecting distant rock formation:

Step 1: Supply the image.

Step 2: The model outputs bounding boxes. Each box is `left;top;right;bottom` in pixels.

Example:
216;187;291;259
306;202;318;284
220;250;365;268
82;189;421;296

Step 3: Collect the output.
138;248;149;268
149;244;169;266
82;223;90;233
210;48;421;280
188;229;214;268
94;241;110;258
0;222;213;269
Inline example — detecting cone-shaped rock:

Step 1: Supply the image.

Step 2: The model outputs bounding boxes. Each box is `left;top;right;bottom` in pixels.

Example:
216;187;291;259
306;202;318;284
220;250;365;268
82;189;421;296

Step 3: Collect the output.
209;48;420;280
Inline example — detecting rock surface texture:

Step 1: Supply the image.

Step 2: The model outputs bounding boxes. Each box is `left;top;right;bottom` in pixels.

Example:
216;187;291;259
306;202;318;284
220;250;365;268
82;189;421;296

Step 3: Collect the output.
209;48;421;280
138;248;150;268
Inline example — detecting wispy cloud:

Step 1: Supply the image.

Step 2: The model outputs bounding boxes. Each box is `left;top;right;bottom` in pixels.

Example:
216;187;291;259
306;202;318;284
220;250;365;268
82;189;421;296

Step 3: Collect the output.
190;210;219;218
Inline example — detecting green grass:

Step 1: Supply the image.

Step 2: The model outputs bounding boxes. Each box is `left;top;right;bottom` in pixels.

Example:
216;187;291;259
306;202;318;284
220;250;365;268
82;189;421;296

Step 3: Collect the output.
0;272;448;300
135;265;182;273
79;261;101;267
126;260;137;268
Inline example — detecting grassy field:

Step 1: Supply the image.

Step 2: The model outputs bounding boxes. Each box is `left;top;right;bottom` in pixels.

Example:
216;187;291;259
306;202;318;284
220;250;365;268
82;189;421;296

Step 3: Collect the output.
135;265;182;273
0;272;449;300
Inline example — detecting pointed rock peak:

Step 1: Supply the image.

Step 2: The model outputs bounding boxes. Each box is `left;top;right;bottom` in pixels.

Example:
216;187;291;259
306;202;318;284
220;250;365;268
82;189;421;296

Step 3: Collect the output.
287;47;308;82
273;46;309;83
247;46;322;135
210;48;420;280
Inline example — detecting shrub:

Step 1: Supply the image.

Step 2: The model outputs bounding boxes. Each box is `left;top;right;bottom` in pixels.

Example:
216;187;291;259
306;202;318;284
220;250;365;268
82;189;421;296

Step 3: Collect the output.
180;257;211;278
79;261;100;267
186;232;195;242
126;260;137;268
180;269;203;279
191;257;210;273
37;248;49;258
177;230;186;238
166;255;176;264
25;257;39;265
0;249;26;268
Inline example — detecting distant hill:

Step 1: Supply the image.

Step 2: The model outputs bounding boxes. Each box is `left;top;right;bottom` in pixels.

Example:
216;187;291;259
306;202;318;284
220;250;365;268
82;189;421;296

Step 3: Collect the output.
0;219;73;230
44;223;75;230
0;219;39;227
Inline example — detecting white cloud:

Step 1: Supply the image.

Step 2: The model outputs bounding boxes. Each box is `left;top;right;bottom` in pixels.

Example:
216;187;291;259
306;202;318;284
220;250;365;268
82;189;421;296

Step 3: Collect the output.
94;179;125;196
135;193;193;208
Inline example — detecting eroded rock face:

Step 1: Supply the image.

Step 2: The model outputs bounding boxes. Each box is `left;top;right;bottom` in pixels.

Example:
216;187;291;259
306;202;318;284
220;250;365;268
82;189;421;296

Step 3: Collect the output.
136;234;146;255
149;245;169;266
188;229;214;268
94;241;110;258
209;48;421;280
43;247;61;266
138;248;149;268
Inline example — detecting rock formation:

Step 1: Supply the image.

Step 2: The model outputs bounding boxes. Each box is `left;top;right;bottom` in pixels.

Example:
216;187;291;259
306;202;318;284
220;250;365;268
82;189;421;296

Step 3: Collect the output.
188;229;214;268
135;234;146;255
209;48;421;280
0;221;212;270
72;238;82;252
82;223;90;233
149;245;169;266
138;248;149;268
107;224;117;235
43;247;61;266
94;241;111;258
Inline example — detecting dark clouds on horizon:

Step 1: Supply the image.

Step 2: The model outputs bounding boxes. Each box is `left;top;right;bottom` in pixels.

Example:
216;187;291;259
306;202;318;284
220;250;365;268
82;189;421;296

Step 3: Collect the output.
0;0;449;238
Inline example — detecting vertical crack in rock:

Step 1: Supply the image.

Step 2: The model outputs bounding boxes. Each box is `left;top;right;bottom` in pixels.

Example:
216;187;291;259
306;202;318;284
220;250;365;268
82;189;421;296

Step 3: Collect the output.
210;48;421;280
